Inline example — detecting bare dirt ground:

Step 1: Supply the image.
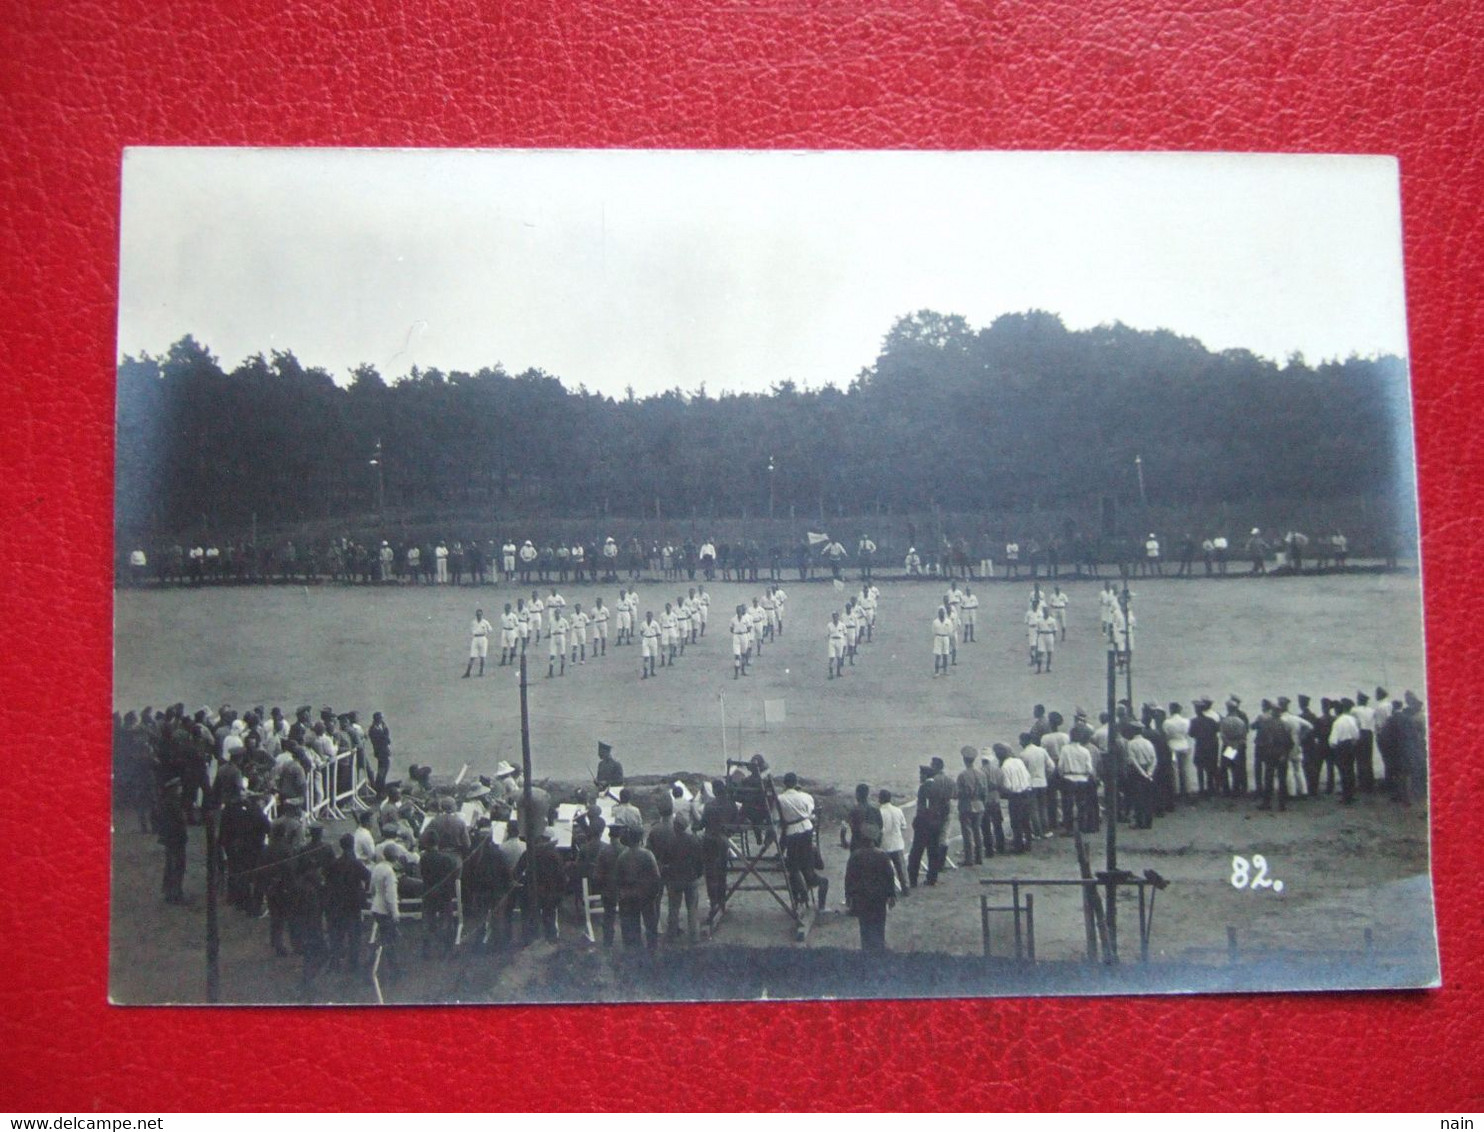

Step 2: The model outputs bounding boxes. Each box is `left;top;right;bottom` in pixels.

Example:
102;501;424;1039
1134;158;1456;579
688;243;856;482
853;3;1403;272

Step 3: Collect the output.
110;569;1436;1004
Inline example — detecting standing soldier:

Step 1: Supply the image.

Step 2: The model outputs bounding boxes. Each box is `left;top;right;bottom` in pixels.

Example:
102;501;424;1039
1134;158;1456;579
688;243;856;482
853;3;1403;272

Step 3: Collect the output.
499;603;518;666
640;611;662;679
615;588;633;646
464;607;493;679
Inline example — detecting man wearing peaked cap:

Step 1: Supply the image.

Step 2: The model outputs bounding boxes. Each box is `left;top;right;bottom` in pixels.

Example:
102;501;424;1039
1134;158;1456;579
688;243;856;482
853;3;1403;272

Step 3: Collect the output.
595;742;625;791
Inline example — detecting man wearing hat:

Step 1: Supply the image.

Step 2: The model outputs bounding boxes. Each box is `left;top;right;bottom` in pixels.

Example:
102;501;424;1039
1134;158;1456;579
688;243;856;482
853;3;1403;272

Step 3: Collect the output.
956;748;987;866
1218;697;1250;796
844;831;897;952
1254;701;1291;811
595;742;625;791
1278;697;1313;798
614;825;662;949
421;795;472;855
1188;697;1222;797
1328;698;1361;803
907;758;953;885
776;772;829;910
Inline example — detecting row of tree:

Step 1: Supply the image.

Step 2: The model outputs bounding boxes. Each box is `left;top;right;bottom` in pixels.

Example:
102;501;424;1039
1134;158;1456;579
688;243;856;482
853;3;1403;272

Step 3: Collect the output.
115;310;1415;539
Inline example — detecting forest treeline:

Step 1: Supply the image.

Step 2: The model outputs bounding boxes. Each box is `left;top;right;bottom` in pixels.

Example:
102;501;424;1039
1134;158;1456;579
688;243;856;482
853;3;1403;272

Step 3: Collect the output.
114;309;1413;537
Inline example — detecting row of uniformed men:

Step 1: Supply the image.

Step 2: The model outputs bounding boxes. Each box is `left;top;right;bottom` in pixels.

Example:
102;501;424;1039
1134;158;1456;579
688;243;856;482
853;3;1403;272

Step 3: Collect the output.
826;583;882;679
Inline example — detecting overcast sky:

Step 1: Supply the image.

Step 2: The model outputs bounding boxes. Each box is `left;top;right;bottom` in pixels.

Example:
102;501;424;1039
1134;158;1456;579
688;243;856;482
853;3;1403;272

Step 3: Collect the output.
118;149;1410;397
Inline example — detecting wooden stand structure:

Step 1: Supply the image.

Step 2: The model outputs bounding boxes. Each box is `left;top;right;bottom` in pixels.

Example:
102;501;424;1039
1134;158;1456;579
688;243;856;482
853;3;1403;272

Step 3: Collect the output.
707;759;818;943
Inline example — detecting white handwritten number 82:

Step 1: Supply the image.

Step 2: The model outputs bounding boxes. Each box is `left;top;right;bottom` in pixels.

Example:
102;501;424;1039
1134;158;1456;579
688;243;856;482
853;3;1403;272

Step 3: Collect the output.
1231;854;1274;890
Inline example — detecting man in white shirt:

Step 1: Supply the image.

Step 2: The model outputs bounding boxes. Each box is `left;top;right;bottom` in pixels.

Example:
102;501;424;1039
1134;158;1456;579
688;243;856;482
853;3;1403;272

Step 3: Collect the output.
1144;533;1162;576
639;612;662;679
931;607;953;677
996;744;1034;852
518;540;537;584
1037;606;1058;673
527;591;544;640
1018;732;1054;839
591;597;609;657
463;608;494;679
547;609;569;678
1328;699;1362;803
697;586;711;637
660;603;680;665
502;540;517;582
1163;702;1193;796
827;611;848;680
730;604;751;679
1048;585;1068;639
776;772;828;910
369;843;404;977
435;540;450;584
960;586;979;642
569;603;590;665
515;598;531;655
1126;724;1158;829
877;789;909;892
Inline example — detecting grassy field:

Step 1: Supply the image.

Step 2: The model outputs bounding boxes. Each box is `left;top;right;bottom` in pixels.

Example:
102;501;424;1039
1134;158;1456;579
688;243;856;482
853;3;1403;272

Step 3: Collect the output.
110;570;1436;1002
114;571;1428;798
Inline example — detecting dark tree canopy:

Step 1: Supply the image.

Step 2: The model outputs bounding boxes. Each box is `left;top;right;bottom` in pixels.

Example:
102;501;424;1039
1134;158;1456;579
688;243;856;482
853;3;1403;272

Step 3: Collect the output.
115;311;1413;537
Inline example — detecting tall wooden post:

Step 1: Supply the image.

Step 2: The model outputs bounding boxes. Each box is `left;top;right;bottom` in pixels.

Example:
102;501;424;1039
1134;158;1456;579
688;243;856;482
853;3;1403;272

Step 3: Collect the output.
518;651;535;937
204;810;221;1003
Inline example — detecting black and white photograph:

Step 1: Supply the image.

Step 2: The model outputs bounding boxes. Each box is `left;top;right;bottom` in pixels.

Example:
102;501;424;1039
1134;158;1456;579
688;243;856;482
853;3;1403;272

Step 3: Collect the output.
110;148;1435;1005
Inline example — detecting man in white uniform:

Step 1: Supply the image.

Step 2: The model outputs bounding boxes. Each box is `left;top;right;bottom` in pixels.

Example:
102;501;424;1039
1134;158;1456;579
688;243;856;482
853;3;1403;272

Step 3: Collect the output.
660;603;679;666
696;586;710;637
515;598;531;655
1037;605;1058;673
960;586;978;642
527;591;544;640
498;603;518;666
1025;599;1043;669
1048;585;1068;640
591;597;609;656
569;602;590;665
518;539;538;584
502;540;517;582
463;608;493;678
639;611;662;679
435;540;450;584
932;607;953;677
547;608;569;678
828;611;848;679
730;604;751;679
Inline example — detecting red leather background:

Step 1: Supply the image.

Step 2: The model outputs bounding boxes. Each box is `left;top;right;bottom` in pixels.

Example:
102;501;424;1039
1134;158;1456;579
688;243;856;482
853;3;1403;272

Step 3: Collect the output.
2;0;1481;1112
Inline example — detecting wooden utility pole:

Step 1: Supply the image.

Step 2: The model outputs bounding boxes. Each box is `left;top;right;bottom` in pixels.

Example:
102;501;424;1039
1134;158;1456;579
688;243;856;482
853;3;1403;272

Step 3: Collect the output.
518;651;535;937
204;810;221;1003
